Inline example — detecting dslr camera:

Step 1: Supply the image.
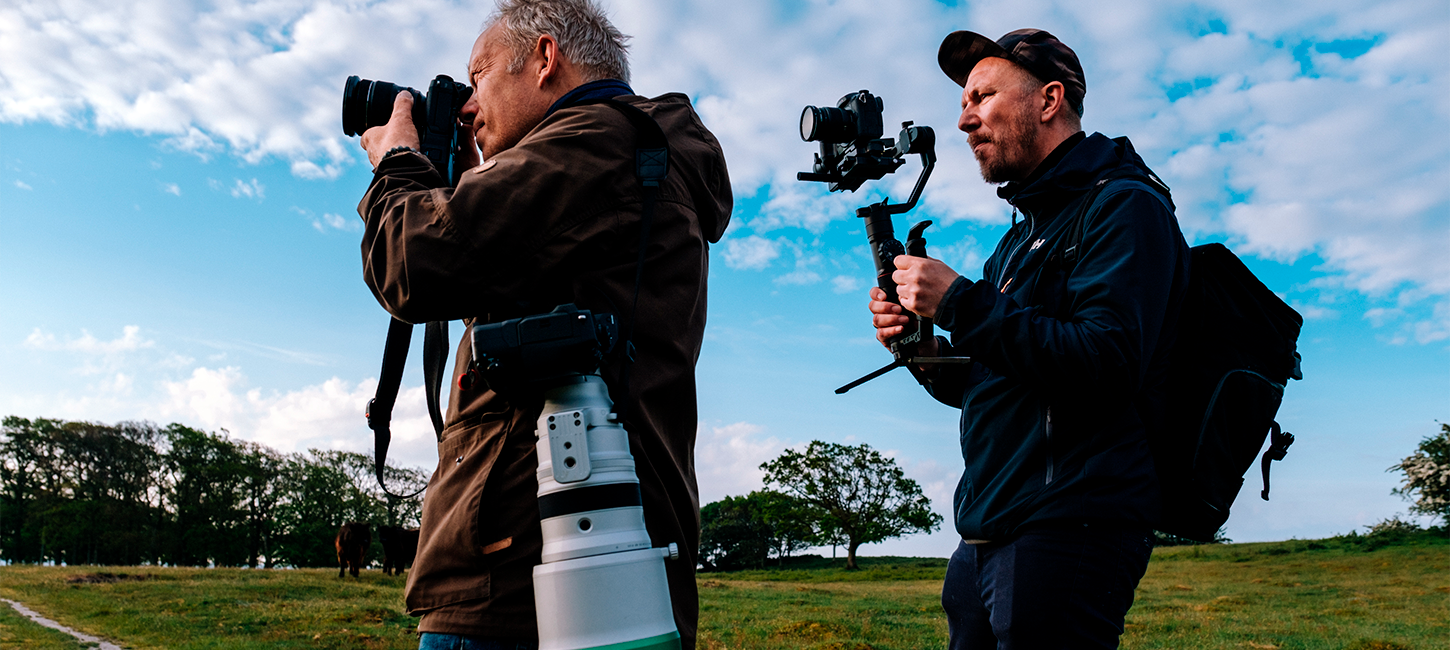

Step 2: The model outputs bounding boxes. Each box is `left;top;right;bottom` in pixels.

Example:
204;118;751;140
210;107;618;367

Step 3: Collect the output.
799;89;933;192
342;75;471;185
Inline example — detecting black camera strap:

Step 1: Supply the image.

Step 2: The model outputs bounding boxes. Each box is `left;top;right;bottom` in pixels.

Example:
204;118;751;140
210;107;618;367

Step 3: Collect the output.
576;97;670;428
366;318;445;500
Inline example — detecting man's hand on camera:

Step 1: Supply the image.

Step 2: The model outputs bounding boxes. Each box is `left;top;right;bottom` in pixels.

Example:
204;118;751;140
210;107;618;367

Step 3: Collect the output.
360;92;422;169
454;120;480;171
869;287;942;355
892;255;960;320
869;287;909;346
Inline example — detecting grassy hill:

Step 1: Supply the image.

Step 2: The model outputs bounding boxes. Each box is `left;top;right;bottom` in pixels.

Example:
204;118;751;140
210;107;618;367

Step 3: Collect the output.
0;529;1444;649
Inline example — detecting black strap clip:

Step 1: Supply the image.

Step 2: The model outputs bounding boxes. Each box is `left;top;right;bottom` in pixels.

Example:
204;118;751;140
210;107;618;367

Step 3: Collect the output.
1260;421;1295;500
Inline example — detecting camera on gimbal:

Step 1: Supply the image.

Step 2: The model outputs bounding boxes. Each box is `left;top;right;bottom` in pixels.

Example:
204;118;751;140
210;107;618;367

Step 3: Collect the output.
799;90;934;192
342;75;471;185
796;89;966;394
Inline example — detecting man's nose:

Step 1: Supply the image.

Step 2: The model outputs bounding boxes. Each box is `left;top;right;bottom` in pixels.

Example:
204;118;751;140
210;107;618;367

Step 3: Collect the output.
460;92;479;123
958;108;979;133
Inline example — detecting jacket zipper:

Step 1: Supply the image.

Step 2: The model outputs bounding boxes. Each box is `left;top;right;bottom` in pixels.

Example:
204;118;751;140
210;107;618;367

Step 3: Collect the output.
997;209;1035;290
1044;406;1055;485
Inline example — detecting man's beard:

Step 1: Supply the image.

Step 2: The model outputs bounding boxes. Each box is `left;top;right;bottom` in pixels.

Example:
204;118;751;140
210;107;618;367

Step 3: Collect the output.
970;105;1040;185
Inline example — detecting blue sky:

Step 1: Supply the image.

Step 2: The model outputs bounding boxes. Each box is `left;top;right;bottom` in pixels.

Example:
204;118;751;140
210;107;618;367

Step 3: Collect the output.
2;0;1447;557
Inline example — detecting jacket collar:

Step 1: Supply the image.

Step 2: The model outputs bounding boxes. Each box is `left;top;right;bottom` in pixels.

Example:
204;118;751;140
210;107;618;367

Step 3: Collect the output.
998;132;1158;214
546;79;635;118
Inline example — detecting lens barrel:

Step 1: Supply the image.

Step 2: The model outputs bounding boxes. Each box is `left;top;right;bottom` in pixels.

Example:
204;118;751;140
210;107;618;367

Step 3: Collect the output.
532;374;681;650
341;76;422;137
800;105;856;143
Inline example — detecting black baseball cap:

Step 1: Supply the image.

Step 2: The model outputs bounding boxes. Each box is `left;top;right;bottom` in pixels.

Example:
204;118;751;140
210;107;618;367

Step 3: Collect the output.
938;29;1086;109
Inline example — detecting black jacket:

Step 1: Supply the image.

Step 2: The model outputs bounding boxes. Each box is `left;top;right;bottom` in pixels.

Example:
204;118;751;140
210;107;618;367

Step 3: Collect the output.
930;132;1190;540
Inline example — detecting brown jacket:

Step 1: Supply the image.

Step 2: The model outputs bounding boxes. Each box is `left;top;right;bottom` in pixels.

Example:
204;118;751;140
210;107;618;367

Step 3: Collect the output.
358;93;730;643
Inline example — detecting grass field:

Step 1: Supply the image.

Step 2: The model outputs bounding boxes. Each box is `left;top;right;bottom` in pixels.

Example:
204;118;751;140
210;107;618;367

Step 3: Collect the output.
0;530;1444;649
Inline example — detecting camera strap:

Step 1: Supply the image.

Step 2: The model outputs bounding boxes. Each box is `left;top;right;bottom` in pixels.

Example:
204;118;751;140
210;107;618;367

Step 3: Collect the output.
575;97;670;428
366;318;433;500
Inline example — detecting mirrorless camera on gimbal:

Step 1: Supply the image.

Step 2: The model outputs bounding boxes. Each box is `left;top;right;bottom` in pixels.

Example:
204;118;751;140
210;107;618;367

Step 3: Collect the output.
797;90;970;393
342;75;471;185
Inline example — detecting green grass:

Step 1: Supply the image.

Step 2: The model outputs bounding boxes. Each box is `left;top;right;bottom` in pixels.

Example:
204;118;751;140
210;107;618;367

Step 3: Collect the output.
1123;532;1450;650
0;531;1445;649
0;567;417;649
0;598;91;649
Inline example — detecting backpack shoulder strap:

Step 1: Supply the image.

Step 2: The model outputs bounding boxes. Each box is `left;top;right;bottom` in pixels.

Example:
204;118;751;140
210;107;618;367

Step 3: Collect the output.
1050;172;1172;268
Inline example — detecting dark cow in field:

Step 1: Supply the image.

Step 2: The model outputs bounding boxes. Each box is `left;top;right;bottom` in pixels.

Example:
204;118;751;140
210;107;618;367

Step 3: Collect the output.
335;522;370;578
378;526;420;576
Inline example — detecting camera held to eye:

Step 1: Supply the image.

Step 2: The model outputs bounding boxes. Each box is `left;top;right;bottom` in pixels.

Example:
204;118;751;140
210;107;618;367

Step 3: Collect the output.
342;74;471;185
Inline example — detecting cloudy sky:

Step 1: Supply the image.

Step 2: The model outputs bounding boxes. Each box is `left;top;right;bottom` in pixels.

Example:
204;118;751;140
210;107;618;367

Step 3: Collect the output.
2;0;1446;556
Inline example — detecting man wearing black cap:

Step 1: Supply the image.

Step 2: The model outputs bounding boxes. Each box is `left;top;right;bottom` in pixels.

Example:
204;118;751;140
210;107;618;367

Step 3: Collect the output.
869;29;1190;648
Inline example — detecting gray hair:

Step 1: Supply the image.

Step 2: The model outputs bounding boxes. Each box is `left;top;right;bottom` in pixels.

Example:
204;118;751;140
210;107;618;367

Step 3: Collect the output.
487;0;631;84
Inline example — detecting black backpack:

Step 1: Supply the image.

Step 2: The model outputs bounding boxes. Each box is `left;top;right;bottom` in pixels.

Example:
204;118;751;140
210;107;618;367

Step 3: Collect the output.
1055;175;1303;543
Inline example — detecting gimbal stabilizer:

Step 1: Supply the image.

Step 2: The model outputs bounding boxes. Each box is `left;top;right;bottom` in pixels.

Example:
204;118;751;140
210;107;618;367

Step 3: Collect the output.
797;90;972;394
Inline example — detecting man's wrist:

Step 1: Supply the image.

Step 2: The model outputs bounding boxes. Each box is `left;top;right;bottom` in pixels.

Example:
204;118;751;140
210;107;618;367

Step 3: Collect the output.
934;276;972;332
376;146;421;169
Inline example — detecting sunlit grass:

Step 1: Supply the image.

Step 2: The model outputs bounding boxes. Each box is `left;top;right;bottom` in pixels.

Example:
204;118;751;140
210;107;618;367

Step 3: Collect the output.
0;531;1444;649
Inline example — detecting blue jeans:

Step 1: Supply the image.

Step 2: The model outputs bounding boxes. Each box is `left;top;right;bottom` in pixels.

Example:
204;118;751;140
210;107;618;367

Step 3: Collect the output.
418;633;537;650
941;523;1153;649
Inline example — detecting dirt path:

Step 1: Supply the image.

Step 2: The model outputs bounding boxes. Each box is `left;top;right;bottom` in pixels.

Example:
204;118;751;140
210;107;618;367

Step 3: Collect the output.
2;598;124;650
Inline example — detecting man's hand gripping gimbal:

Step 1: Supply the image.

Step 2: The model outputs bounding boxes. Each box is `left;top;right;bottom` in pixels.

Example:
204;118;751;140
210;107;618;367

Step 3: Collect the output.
796;90;971;394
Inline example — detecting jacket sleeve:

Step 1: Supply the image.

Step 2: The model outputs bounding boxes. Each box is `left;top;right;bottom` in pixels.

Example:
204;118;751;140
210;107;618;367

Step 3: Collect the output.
934;187;1184;398
357;108;632;324
919;335;987;408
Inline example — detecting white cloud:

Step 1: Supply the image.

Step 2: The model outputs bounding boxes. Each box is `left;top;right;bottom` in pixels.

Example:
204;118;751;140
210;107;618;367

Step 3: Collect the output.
774;269;822;286
161;182;181;195
0;0;481;175
831;275;860;295
720;234;780;270
157;367;437;469
321;212;357;232
13;180;32;190
229;178;264;200
694;421;786;504
294;206;359;233
25;325;153;354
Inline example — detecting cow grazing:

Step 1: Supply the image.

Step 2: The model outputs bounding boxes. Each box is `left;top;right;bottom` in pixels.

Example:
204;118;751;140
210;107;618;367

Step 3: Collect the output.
378;526;420;576
335;522;371;578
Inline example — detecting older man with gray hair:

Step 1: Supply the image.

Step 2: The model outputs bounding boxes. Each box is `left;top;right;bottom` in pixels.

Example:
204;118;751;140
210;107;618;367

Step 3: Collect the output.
358;1;732;648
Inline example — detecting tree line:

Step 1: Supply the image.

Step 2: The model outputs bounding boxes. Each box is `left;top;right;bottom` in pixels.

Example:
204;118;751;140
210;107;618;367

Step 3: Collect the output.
699;441;943;571
0;416;426;568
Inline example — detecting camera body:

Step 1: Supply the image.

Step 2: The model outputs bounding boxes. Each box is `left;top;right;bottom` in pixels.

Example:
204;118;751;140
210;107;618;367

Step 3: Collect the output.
465;304;619;394
342;75;471;185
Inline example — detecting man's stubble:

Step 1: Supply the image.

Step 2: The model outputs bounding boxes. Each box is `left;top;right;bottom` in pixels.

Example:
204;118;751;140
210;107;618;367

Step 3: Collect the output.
971;98;1041;185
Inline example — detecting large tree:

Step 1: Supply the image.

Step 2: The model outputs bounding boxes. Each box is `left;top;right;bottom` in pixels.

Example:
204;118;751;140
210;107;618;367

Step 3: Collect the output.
761;441;942;569
1390;423;1450;524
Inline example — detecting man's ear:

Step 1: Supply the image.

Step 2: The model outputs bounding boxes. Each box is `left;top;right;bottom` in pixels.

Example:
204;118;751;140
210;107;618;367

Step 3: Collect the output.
535;34;562;88
1039;81;1067;124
